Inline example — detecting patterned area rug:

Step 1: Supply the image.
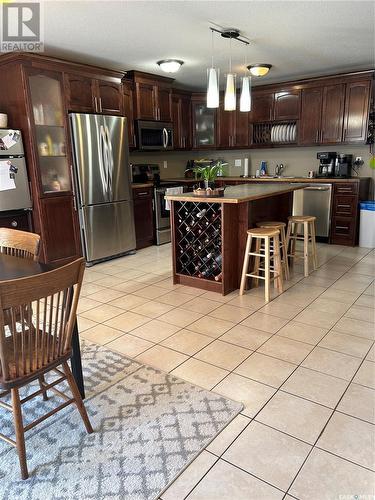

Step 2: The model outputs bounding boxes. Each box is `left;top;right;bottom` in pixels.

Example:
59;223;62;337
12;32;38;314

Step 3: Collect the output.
0;341;242;499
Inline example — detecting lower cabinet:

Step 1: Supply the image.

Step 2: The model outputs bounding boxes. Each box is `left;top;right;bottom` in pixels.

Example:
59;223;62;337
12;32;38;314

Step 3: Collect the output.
39;196;81;263
0;210;33;231
133;187;154;249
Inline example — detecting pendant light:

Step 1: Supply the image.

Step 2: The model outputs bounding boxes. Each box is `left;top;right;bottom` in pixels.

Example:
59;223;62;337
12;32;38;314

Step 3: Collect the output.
207;30;219;108
240;44;251;112
224;36;236;111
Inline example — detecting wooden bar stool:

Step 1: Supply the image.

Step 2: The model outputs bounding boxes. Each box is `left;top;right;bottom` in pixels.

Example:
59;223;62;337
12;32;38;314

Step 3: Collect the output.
240;227;283;303
286;215;318;277
256;221;290;281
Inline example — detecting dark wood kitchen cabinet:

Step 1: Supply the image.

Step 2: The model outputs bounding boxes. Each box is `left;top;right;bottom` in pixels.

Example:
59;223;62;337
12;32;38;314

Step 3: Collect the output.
123;79;136;148
0;54;82;263
64;74;123;115
133;186;154;249
128;71;173;122
320;84;345;143
250;92;274;122
273;90;300;120
343;80;371;143
191;95;217;149
299;87;323;144
172;90;192;149
217;96;250;148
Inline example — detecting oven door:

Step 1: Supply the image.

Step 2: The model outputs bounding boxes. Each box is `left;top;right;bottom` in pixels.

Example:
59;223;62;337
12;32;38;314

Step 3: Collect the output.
154;187;170;229
136;121;173;151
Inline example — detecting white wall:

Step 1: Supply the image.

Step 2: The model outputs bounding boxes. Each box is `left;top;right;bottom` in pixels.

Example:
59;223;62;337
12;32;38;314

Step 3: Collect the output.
130;144;375;198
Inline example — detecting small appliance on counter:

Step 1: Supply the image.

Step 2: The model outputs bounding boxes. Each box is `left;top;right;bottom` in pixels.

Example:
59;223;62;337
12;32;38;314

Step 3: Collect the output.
317;152;337;177
335;154;353;178
131;163;160;184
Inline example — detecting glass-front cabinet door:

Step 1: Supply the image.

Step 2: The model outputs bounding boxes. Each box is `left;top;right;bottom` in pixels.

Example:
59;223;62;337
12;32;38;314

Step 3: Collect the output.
192;100;216;149
28;70;71;194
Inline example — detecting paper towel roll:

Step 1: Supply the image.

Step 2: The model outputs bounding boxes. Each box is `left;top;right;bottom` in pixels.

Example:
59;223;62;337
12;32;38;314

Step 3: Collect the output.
244;158;249;177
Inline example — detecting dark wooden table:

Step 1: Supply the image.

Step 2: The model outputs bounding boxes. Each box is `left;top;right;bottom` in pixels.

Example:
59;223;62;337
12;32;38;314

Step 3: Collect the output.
0;253;85;399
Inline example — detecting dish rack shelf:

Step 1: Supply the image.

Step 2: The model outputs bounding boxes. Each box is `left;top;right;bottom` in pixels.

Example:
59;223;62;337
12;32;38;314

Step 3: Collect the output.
253;121;298;146
175;201;222;282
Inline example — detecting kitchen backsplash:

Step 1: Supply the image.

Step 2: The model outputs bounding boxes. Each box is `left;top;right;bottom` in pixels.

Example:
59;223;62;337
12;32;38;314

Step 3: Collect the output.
130;144;374;194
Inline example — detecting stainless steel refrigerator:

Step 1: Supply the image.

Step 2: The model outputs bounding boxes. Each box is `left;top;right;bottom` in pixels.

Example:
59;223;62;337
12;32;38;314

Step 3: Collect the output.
0;129;31;211
69;113;136;265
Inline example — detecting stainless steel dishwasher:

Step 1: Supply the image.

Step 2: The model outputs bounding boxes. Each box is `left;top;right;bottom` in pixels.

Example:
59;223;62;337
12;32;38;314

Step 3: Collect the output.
293;184;332;238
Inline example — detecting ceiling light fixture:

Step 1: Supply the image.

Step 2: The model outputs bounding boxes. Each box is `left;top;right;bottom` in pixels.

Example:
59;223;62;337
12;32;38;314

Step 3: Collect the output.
240;43;251;112
207;30;219;108
157;59;184;73
224;35;236;111
247;64;272;77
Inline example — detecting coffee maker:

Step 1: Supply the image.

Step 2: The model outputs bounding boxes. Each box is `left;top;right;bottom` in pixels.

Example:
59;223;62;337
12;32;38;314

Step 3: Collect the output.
335;154;353;178
317;152;337;177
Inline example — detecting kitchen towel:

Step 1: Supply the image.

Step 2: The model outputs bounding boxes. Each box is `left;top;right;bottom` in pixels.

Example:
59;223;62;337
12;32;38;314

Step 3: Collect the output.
165;186;183;210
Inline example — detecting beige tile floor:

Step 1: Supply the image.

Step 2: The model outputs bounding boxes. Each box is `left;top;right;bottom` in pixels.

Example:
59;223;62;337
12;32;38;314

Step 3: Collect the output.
78;242;375;499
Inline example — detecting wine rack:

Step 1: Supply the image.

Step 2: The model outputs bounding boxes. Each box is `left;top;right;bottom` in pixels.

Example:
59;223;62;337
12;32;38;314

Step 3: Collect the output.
175;201;222;282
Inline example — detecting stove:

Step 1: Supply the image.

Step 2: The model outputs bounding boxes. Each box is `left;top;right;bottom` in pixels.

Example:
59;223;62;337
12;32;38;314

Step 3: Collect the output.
131;164;185;245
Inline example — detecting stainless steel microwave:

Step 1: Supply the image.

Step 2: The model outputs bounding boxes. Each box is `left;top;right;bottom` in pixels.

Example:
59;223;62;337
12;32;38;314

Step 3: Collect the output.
136;120;173;151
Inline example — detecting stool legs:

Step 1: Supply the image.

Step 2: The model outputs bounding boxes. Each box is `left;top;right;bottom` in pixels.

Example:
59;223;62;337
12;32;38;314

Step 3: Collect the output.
264;236;270;303
253;238;261;288
303;221;309;277
287;218;318;277
273;233;284;294
240;233;252;295
280;226;290;280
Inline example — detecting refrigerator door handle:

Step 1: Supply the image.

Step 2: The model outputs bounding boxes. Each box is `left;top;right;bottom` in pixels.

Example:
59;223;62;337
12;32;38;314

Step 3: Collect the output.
99;124;110;200
104;125;114;200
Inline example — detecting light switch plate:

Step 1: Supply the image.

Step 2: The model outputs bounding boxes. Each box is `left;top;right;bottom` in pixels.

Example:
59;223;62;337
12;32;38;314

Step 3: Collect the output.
235;159;242;167
163;160;168;169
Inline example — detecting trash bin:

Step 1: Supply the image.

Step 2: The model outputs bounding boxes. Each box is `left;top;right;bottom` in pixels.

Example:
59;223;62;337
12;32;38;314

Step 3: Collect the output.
359;201;375;248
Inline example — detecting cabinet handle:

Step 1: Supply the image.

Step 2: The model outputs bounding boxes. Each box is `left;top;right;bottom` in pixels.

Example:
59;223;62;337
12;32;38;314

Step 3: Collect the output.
320;130;324;142
11;220;18;228
336;225;349;230
133;134;136;147
137;191;149;196
337;188;352;192
99;97;103;113
337;204;351;208
316;130;319;143
94;96;98;112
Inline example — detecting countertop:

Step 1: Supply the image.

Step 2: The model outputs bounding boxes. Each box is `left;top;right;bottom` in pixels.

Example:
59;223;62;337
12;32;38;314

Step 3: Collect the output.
163;176;365;184
165;183;306;204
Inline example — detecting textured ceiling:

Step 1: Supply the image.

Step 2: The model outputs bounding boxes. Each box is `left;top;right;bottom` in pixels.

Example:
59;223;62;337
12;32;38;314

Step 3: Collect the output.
44;0;375;89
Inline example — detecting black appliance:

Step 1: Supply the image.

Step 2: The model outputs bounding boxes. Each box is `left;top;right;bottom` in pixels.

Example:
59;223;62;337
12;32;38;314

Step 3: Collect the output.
335;154;353;178
131;163;160;184
317;152;337;177
136;120;173;151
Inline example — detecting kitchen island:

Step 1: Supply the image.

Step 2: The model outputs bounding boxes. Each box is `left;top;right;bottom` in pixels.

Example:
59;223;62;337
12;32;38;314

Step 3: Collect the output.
166;183;306;295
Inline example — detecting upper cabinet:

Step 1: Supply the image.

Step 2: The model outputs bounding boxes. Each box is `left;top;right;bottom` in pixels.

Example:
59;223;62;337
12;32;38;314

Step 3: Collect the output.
273;90;300;120
250;89;300;123
320;84;345;143
64;73;123;115
299;87;323;144
343;80;371;143
122;79;136;148
172;90;192;149
191;95;217;149
128;71;173;122
217;96;250;149
299;77;371;145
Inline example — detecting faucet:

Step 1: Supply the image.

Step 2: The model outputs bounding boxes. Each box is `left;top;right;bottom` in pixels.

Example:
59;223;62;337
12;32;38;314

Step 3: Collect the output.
275;163;285;177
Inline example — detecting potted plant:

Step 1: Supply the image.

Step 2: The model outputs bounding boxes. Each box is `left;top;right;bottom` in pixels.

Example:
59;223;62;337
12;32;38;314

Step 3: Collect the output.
191;159;228;189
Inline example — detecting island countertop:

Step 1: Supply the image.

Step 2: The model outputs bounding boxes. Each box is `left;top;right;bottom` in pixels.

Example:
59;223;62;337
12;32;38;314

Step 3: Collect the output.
165;182;307;204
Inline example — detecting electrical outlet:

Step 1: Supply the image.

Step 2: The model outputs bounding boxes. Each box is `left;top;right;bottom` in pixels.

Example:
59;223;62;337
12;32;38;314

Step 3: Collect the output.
163;160;168;169
234;159;242;167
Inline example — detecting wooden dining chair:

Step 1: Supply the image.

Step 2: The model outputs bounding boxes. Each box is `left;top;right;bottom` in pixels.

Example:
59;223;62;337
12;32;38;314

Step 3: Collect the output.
0;257;93;480
0;228;40;261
